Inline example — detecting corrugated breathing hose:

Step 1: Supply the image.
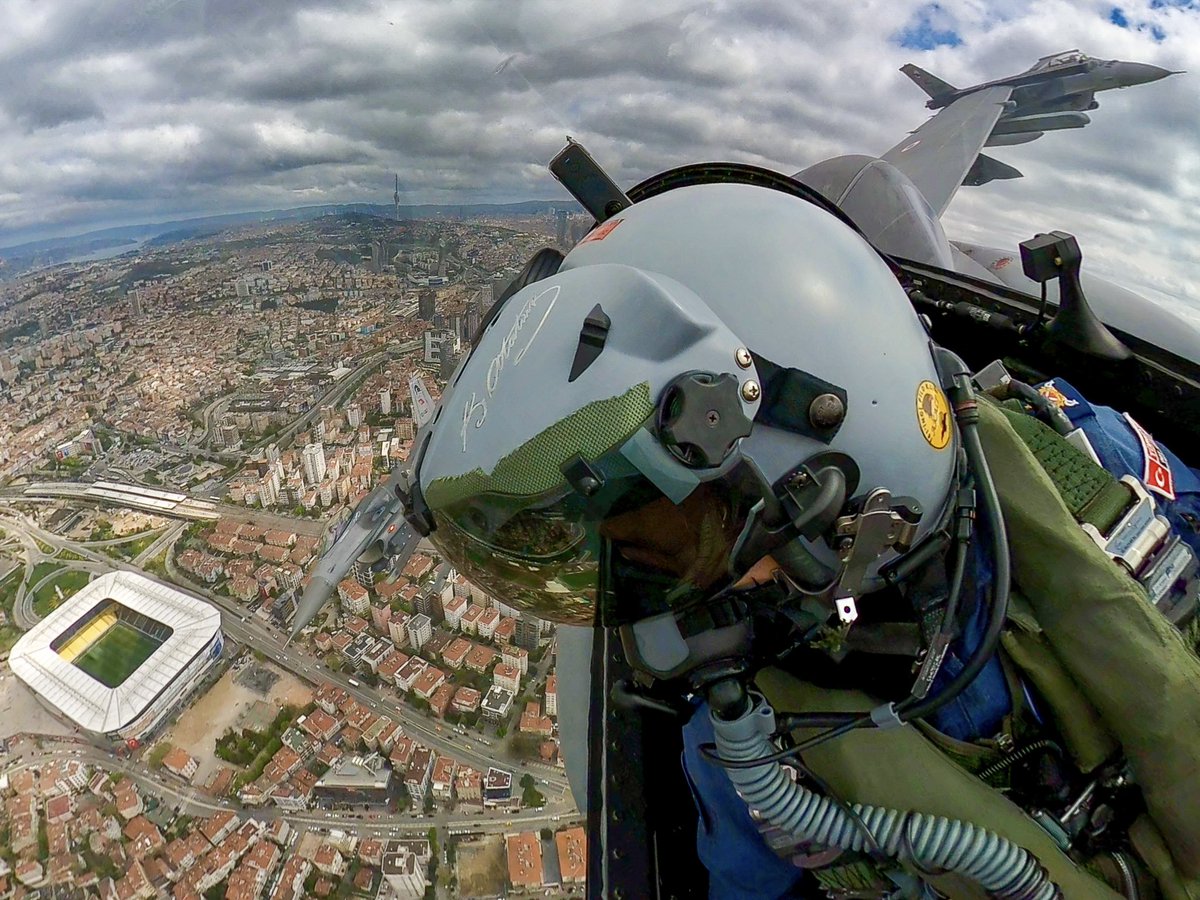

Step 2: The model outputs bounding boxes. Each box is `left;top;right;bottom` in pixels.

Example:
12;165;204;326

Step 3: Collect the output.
710;698;1063;900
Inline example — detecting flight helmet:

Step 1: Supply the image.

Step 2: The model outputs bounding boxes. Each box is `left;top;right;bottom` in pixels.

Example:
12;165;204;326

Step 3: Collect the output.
401;180;957;630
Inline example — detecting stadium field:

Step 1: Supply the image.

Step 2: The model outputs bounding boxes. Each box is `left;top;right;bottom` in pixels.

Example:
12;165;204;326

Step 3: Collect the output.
73;620;163;688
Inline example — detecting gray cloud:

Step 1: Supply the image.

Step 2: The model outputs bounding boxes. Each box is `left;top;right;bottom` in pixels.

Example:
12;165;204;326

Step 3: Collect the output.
0;0;1197;320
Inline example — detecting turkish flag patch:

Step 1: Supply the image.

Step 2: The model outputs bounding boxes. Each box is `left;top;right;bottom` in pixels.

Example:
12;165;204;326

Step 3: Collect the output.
1124;412;1175;500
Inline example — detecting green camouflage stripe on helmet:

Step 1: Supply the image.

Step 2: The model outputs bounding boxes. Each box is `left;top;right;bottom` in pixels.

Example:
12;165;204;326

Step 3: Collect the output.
425;383;655;508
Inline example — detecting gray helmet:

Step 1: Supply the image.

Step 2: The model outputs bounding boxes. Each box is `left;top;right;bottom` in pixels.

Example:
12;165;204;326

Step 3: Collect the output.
406;182;957;627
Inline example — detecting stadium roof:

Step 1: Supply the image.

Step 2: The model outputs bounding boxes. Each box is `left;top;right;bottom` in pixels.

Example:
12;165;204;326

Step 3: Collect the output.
9;571;221;734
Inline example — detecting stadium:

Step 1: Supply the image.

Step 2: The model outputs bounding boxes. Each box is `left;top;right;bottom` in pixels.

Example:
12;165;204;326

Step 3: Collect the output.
9;571;223;741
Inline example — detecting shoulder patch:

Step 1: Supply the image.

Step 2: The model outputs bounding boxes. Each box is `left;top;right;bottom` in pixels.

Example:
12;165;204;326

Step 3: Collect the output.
1124;412;1175;500
916;381;952;450
1038;380;1078;409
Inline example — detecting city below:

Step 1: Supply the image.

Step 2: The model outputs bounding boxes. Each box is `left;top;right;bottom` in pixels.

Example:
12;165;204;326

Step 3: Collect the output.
0;204;593;900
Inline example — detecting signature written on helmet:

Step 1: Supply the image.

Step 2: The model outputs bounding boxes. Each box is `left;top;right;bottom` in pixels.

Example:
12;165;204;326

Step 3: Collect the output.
461;283;560;453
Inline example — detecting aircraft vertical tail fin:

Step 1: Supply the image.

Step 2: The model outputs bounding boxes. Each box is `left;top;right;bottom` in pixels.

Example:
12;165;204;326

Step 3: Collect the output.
900;63;957;100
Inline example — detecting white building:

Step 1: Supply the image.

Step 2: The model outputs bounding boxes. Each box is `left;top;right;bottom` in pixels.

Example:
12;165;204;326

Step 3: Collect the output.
382;841;428;900
301;442;327;486
407;613;432;651
388;614;409;648
338;579;370;617
502;646;528;676
442;594;468;630
379;389;392;416
493;662;521;695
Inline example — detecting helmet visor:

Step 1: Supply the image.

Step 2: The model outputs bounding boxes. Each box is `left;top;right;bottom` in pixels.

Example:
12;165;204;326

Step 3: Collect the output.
428;453;751;626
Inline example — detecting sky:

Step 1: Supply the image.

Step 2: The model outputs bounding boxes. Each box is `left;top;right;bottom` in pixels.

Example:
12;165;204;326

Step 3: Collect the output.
1;0;1197;317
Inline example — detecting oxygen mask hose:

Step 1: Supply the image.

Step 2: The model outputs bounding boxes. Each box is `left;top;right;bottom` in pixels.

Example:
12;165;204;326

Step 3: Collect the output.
710;691;1063;900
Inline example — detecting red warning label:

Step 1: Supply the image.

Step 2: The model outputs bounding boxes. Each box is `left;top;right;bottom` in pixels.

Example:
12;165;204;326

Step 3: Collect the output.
1124;412;1175;500
578;217;624;245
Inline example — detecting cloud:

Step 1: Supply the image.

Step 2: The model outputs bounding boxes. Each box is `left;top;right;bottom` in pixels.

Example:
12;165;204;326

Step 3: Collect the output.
0;0;1196;319
896;3;965;49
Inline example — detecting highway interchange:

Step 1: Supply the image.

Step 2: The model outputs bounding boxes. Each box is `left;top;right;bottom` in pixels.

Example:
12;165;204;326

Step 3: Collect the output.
0;331;583;891
0;499;578;845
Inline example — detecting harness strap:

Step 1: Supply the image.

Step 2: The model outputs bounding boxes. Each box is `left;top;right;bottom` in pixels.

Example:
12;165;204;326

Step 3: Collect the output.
997;404;1131;533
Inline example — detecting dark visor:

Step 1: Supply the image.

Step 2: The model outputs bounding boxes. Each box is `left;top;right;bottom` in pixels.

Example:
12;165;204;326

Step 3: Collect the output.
428;450;752;626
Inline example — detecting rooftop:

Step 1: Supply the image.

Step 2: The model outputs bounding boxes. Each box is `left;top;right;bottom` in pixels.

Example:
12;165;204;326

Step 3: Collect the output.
556;826;587;881
506;831;542;889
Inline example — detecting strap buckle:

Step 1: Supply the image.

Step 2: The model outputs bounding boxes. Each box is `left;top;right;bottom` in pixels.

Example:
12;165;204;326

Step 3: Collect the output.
1081;476;1170;576
1082;475;1200;624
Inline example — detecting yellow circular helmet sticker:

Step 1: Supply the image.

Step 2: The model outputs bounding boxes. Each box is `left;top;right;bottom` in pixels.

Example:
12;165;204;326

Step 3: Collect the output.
916;381;952;450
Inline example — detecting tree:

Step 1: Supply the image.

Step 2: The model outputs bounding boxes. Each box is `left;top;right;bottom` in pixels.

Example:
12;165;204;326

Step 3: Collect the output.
510;733;543;761
520;773;535;791
540;827;553;841
521;782;546;809
148;742;173;770
37;815;48;861
423;793;434;815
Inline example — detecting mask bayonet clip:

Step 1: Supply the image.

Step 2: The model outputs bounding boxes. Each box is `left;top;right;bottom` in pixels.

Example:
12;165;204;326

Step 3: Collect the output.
831;488;922;624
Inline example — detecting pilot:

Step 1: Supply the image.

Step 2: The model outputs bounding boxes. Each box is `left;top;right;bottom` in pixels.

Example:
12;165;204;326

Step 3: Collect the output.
398;177;1200;899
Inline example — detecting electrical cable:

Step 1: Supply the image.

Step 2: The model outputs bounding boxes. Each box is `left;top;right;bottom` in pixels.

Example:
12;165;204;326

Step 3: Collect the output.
787;750;884;860
896;384;1010;722
699;371;1013;767
1006;379;1074;435
977;740;1064;782
696;717;869;770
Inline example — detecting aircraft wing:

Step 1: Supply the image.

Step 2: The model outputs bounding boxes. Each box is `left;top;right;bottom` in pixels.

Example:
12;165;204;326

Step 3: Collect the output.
882;85;1013;217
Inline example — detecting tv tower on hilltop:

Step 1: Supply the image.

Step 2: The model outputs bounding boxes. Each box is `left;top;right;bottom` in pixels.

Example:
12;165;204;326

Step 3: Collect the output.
394;174;400;221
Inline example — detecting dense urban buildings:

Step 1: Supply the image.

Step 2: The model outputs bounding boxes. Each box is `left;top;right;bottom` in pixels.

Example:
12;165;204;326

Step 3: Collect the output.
0;208;578;897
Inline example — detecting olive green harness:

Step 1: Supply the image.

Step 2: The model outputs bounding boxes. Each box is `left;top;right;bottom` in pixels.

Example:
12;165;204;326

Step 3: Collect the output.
758;400;1200;899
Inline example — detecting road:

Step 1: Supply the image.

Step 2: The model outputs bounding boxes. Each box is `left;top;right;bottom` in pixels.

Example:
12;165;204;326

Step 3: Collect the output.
0;510;192;630
250;341;420;453
3;738;579;835
135;521;187;566
0;482;327;537
162;552;573;796
0;510;118;630
193;390;237;449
